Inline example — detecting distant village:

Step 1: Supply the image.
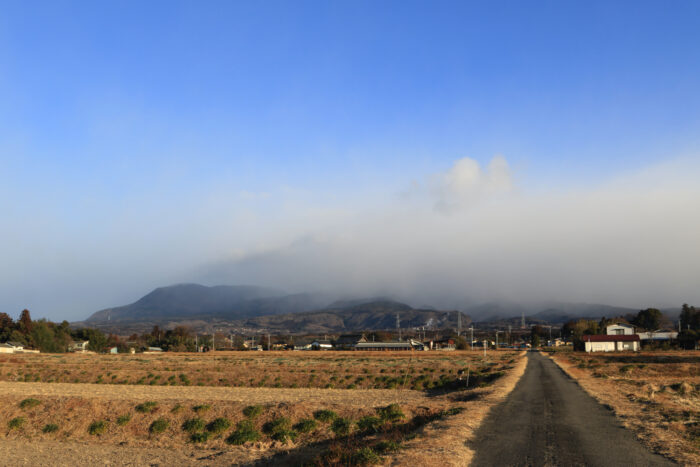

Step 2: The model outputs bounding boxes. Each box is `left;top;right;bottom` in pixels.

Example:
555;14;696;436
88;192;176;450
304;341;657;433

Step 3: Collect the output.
1;305;698;354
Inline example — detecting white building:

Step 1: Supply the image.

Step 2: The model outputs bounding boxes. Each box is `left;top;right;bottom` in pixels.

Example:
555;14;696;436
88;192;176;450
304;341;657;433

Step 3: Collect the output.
0;343;16;354
70;340;89;352
606;323;635;335
637;330;679;341
584;335;640;352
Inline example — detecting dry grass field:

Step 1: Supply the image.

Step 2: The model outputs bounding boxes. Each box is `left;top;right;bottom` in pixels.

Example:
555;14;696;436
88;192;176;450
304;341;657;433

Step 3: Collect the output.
0;351;506;390
549;350;700;465
0;350;524;466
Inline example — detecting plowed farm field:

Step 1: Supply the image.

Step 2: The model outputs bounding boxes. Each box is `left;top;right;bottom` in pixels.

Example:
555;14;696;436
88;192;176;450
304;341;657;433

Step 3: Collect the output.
0;350;524;466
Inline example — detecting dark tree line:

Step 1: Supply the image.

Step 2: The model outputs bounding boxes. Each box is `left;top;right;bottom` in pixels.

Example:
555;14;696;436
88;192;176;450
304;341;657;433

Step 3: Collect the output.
679;303;700;349
0;309;74;353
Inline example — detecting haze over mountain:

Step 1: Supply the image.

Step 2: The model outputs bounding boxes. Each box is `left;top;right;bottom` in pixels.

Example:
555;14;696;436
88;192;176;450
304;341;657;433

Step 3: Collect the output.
80;283;658;334
86;284;331;324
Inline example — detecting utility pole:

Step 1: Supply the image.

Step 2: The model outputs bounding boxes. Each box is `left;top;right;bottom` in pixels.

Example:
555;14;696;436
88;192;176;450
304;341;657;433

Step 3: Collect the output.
396;313;401;341
457;311;462;337
470;326;474;351
495;331;500;351
268;333;271;351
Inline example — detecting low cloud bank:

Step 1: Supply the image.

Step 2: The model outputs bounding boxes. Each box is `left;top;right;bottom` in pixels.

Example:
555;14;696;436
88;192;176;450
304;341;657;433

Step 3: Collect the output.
1;155;699;320
202;156;700;310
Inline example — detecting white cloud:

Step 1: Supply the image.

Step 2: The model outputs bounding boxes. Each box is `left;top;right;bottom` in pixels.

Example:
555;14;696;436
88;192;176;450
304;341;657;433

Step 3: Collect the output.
202;156;700;309
428;155;514;212
2;154;699;320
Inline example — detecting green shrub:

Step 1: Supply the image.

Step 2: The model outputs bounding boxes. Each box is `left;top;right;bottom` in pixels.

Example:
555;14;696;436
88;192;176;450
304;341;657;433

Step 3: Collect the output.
19;398;41;409
182;417;206;433
356;416;383;433
116;414;132;426
8;417;25;430
190;431;211;443
293;418;317;433
441;407;465;417
374;440;401;454
206;417;231;434
192;404;211;413
42;423;59;433
149;418;169;434
88;420;107;435
330;417;352;436
170;403;183;413
345;447;381;465
243;405;263;418
226;420;261;445
135;401;158;413
376;403;404;422
313;409;338;422
263;417;297;442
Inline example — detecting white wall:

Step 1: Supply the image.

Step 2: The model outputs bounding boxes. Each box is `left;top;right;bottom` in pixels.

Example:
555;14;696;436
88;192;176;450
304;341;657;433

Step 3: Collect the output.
585;340;639;352
606;324;634;335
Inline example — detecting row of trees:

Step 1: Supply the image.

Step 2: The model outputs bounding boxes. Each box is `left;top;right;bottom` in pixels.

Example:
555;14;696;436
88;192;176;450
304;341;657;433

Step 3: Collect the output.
0;310;75;353
679;304;700;349
0;309;122;353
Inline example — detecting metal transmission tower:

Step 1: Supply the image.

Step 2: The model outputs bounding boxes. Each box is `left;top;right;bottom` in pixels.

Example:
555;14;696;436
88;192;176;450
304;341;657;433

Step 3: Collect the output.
457;311;462;337
396;313;401;341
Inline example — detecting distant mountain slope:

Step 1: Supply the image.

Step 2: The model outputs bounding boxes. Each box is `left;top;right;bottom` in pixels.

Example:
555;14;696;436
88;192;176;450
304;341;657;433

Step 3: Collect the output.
237;300;470;333
82;282;650;334
471;301;639;325
86;284;328;323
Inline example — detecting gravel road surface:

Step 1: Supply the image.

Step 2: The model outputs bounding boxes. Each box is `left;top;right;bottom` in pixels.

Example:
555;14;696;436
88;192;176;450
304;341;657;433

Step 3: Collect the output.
470;352;675;466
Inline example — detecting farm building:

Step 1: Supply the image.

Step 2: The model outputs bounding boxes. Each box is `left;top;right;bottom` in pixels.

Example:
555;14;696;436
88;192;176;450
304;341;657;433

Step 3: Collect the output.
425;338;456;350
333;334;367;350
583;334;640;352
311;340;333;350
606;323;635;335
70;340;89;352
0;342;25;353
637;329;679;341
0;343;16;353
353;340;424;351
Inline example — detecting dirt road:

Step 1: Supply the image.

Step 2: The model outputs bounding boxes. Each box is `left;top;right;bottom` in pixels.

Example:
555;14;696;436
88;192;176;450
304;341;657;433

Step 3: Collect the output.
470;352;675;466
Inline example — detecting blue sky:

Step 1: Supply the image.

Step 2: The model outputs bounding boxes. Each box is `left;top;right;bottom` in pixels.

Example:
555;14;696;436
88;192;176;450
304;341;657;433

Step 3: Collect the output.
1;1;700;319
